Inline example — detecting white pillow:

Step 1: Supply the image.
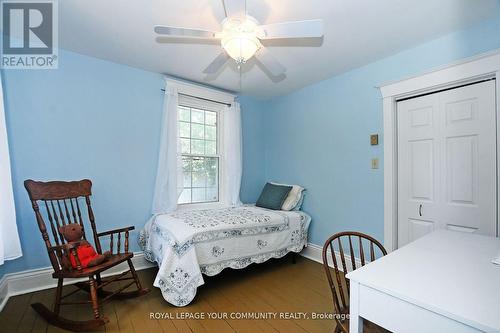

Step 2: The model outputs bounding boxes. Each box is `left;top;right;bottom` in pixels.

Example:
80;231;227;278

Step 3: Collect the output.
271;182;304;211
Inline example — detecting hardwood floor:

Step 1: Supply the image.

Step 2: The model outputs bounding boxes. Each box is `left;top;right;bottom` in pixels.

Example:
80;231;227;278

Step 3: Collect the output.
0;255;387;333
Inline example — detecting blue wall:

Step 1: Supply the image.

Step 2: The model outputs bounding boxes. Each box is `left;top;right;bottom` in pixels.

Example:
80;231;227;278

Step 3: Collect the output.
260;16;500;246
0;50;264;276
239;96;266;202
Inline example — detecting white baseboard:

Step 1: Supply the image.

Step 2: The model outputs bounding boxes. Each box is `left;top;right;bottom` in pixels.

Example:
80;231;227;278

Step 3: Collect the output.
0;252;155;312
300;242;362;272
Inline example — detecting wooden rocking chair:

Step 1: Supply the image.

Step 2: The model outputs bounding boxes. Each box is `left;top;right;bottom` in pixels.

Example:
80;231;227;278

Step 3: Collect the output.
24;179;150;332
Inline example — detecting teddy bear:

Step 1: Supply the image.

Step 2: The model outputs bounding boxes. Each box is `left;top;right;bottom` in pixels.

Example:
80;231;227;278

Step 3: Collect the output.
59;223;111;269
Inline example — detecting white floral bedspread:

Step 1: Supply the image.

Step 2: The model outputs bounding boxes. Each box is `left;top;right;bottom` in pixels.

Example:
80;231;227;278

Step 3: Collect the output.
139;205;311;307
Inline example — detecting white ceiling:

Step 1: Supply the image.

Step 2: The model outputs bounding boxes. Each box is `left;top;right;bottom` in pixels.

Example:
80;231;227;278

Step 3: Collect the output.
59;0;500;99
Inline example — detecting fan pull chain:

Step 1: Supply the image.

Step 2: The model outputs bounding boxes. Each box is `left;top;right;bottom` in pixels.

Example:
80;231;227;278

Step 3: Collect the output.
239;64;242;92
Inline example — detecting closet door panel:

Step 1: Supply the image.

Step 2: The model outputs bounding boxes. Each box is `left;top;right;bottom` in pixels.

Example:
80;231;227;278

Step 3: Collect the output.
397;94;440;247
439;80;496;235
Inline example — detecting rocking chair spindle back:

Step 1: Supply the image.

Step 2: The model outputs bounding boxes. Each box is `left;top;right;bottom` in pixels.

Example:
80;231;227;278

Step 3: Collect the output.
24;179;149;332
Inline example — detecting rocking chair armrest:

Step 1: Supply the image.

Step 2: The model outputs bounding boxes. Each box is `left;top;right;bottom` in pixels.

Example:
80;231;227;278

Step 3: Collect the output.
48;242;85;271
97;226;135;237
97;226;135;254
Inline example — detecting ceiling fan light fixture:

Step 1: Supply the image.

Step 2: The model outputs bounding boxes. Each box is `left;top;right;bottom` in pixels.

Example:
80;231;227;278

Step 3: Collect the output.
219;16;261;64
221;35;260;63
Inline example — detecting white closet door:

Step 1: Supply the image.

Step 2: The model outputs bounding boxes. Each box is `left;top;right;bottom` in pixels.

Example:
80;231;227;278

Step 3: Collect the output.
398;94;441;247
438;81;497;235
397;80;497;247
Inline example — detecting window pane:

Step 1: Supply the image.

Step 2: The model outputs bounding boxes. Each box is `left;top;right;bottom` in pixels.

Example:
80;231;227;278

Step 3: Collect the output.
191;109;204;123
182;156;191;172
192;188;206;203
205;111;216;125
179;121;190;138
191;139;205;154
191;123;204;139
183;172;192;188
191;157;205;172
179;107;190;122
206;187;218;202
206;141;216;155
206;158;218;187
178;189;191;204
180;138;191;154
192;172;206;187
205;125;216;141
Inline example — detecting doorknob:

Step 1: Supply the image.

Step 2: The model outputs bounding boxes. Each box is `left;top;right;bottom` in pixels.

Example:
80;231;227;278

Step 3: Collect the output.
418;204;423;217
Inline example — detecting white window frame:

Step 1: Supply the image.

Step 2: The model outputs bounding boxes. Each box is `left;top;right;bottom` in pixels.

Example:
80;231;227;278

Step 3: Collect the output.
164;77;235;210
178;103;224;208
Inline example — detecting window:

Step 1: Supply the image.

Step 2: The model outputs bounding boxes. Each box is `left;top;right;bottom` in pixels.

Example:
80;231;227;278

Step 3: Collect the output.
177;98;222;205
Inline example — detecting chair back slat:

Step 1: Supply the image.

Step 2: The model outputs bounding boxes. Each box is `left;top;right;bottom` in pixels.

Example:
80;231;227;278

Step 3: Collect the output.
85;196;102;254
24;179;100;273
336;238;351;297
322;231;387;329
62;199;72;224
370;242;375;261
358;236;366;266
74;198;83;224
74;198;87;240
56;200;67;226
69;199;77;223
337;238;348;273
328;243;344;311
49;200;66;243
44;200;61;246
348;235;356;270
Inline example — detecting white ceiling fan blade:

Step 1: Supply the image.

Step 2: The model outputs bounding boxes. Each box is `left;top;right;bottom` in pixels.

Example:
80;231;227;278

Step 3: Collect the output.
258;19;323;39
154;26;217;38
223;0;246;20
254;48;286;76
203;52;230;74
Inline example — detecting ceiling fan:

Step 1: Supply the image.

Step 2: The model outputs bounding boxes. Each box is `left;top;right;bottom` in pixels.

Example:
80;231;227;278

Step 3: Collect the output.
154;0;324;77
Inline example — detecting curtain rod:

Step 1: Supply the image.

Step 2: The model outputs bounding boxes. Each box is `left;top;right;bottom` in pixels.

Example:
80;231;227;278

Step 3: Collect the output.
160;89;232;107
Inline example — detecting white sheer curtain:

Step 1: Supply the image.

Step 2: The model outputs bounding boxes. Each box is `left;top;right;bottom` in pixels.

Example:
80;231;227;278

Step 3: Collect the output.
151;84;183;214
0;73;22;265
222;101;242;207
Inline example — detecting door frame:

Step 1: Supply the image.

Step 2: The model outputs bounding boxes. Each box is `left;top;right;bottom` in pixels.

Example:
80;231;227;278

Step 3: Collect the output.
380;49;500;252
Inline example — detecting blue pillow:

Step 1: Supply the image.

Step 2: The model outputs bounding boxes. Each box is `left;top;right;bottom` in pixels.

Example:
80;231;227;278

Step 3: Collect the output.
256;183;293;210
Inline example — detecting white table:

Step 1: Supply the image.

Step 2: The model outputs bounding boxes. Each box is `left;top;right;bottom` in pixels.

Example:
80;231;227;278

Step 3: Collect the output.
346;230;500;333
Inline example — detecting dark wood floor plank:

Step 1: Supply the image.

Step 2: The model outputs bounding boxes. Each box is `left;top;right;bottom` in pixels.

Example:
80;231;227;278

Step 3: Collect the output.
112;293;135;333
30;289;54;333
143;290;180;333
203;285;267;333
0;293;33;333
212;283;279;333
222;278;309;333
252;261;334;333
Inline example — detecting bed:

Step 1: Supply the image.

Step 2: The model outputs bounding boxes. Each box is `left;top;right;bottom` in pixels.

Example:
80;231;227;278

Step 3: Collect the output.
139;205;311;306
